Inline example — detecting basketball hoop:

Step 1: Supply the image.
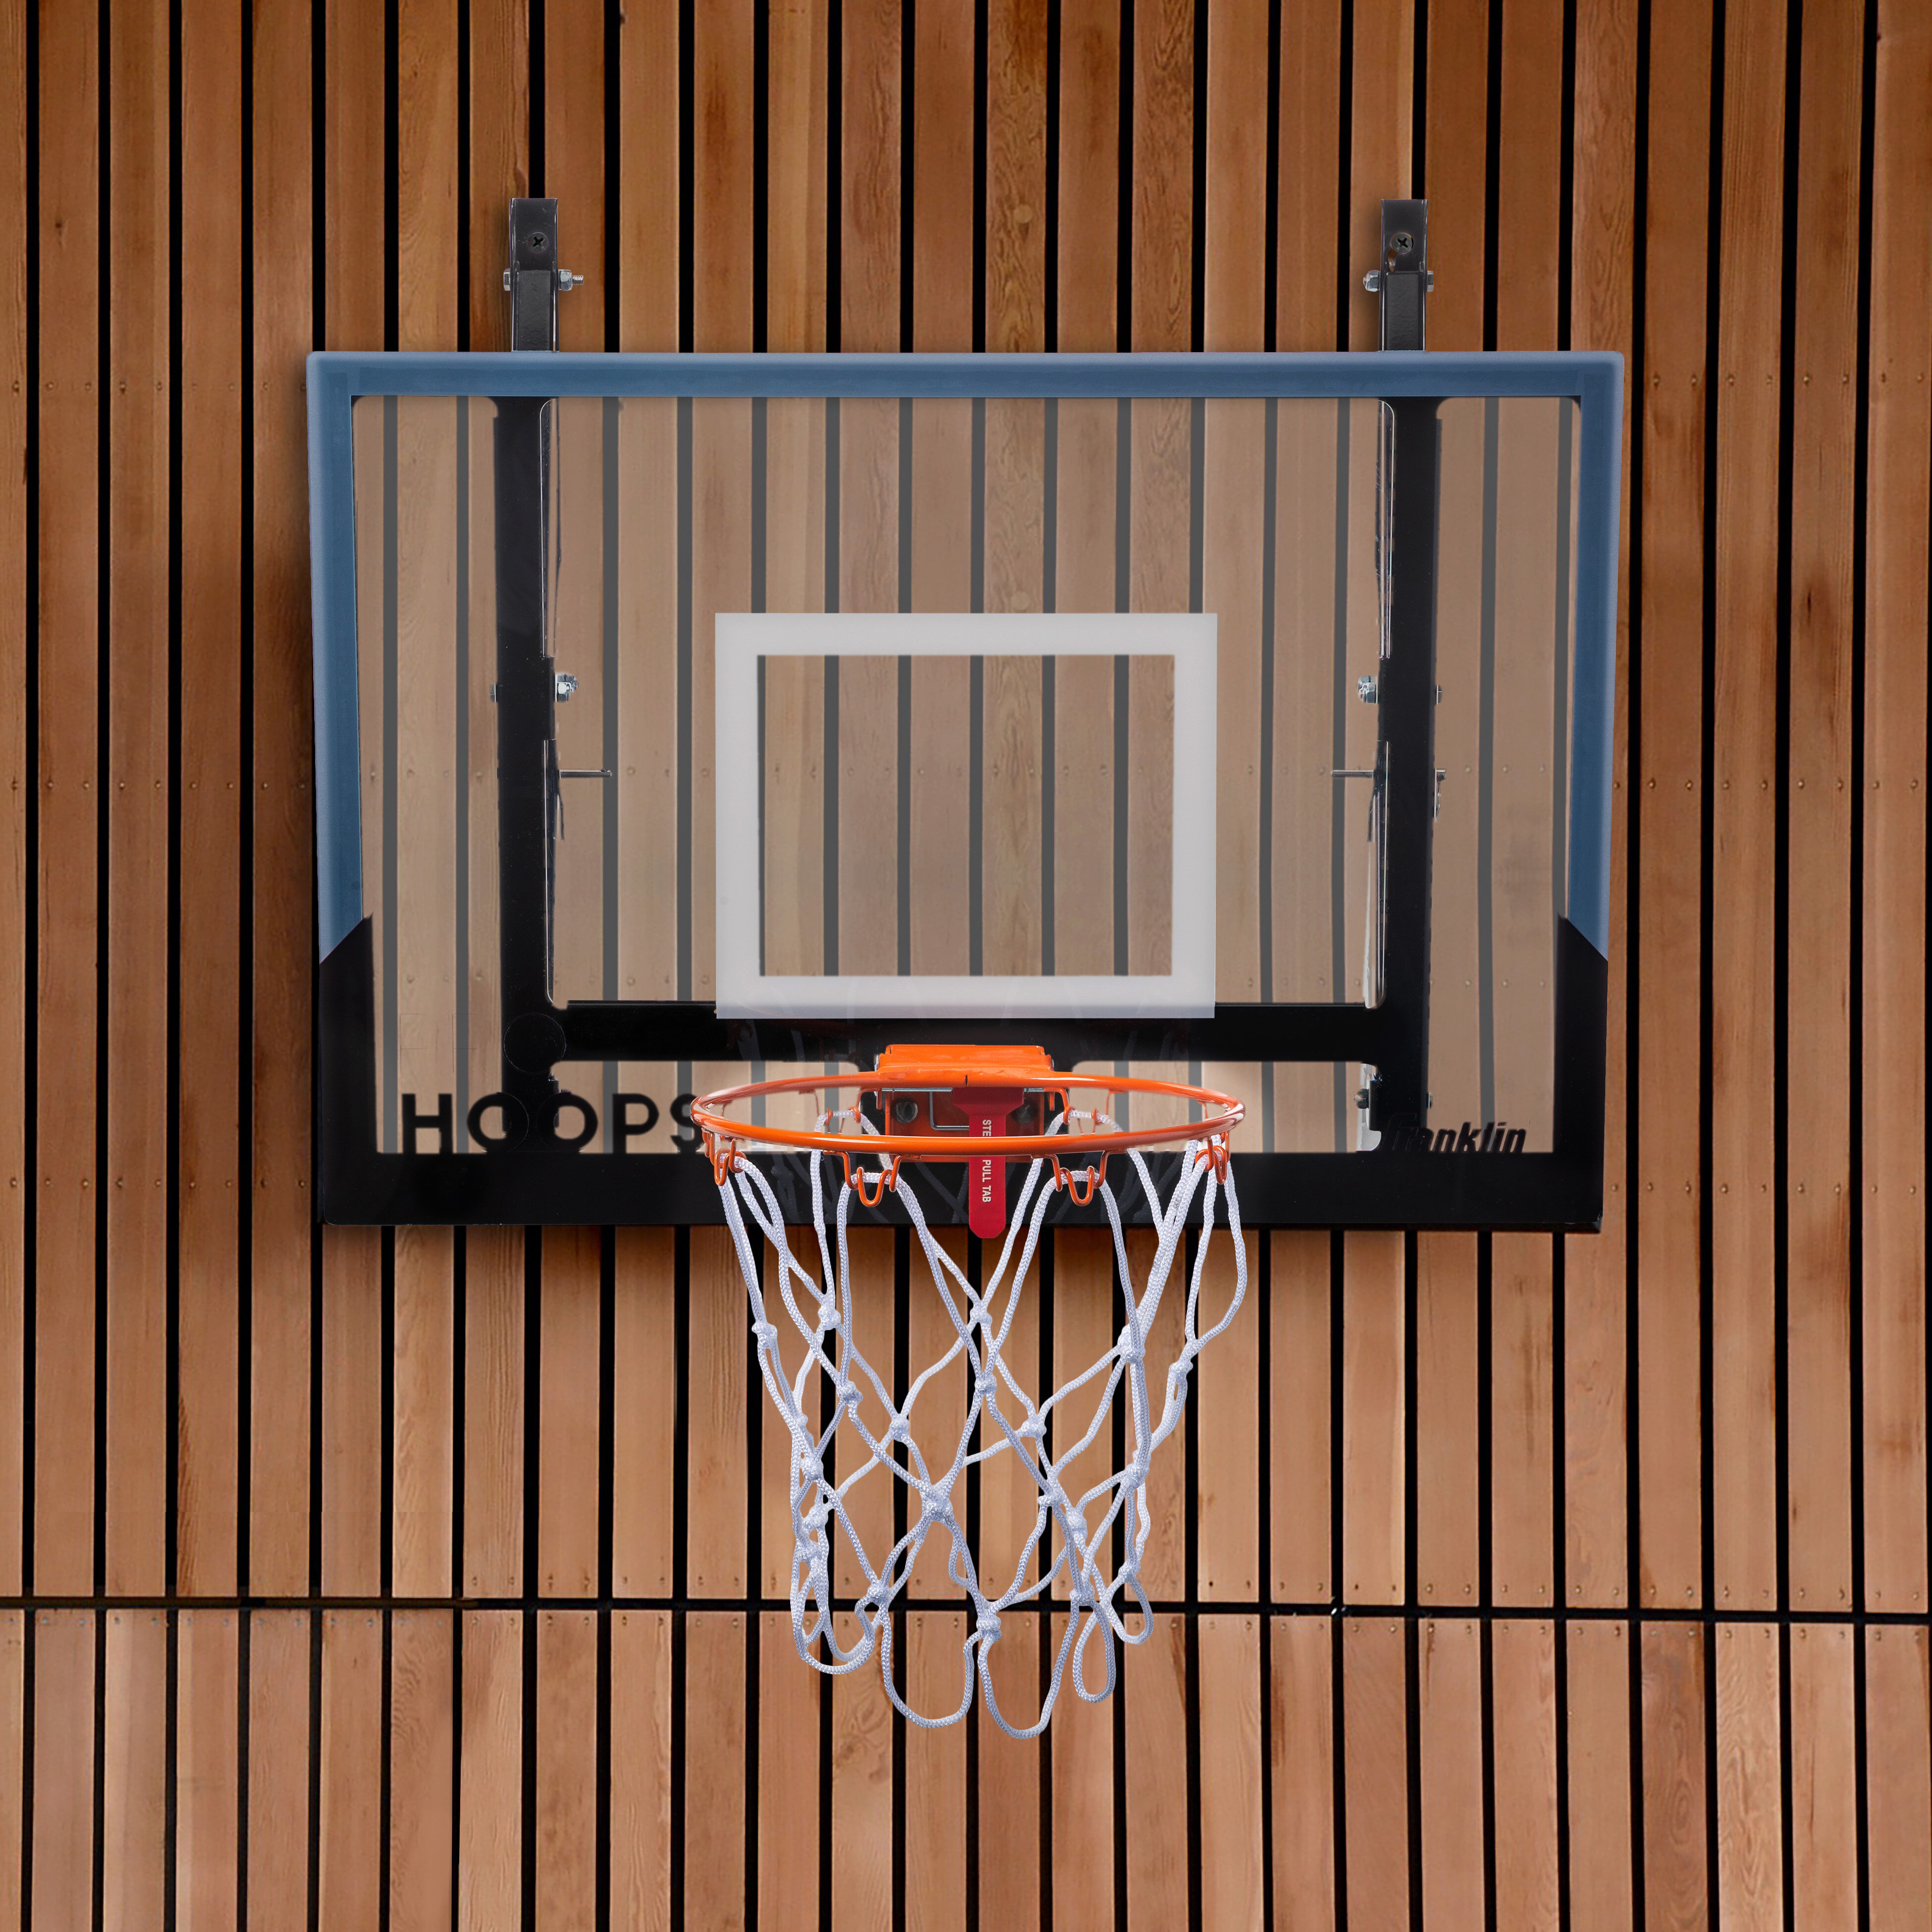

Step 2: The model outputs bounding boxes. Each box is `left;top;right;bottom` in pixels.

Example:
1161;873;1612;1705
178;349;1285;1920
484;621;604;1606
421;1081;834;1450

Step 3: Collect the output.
698;1047;1247;1736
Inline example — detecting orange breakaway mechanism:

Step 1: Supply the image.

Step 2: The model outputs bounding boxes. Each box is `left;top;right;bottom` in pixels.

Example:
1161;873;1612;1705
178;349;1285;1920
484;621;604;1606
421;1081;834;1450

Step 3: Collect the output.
691;1045;1242;1237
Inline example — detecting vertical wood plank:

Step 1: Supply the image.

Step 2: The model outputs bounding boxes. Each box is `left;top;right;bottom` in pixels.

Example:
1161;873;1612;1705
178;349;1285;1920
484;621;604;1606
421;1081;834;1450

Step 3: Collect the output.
1565;0;1637;1611
175;0;245;1599
103;1610;168;1929
1271;1232;1332;1602
1714;1621;1783;1928
1864;1626;1932;1932
1788;1624;1857;1930
1199;1614;1265;1932
1784;0;1863;1615
1418;1618;1485;1931
686;1614;748;1932
1346;0;1412;350
609;1610;672;1932
459;1612;523;1932
1564;1620;1634;1932
249;0;317;1602
1490;1236;1556;1606
543;0;602;354
1415;1237;1479;1609
176;1610;240;1932
1051;1612;1113;1932
34;0;102;1600
0;0;28;1606
765;0;826;353
832;1608;894;1930
319;1610;383;1932
1126;1620;1190;1930
389;1610;455;1932
0;1616;20;1932
104;0;174;1568
1341;1235;1403;1604
977;1630;1041;1929
612;1228;676;1598
687;1225;749;1598
1272;1616;1336;1932
1859;0;1932;1619
536;1610;597;1932
1640;1621;1707;1931
393;1228;454;1598
1491;1618;1560;1929
31;1612;96;1932
1709;0;1784;1615
463;1228;525;1597
1639;0;1715;1614
321;1227;383;1595
1198;1228;1258;1600
905;1612;966;1932
1341;1616;1409;1929
245;1613;312;1932
537;1225;601;1599
758;1613;819;1929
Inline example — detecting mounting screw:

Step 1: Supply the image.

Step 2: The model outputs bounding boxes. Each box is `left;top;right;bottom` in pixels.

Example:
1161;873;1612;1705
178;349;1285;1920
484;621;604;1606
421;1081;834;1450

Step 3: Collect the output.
557;270;581;291
1389;229;1414;257
1362;269;1384;293
555;673;578;701
892;1098;920;1125
1357;675;1378;703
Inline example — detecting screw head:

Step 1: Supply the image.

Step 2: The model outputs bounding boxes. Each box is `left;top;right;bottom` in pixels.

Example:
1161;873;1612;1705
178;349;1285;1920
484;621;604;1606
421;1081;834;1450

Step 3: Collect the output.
892;1098;920;1125
529;229;550;254
1390;229;1414;256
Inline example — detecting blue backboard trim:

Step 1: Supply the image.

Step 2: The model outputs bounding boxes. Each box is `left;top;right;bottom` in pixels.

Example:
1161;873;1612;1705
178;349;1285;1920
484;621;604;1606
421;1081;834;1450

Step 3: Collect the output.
307;349;1622;961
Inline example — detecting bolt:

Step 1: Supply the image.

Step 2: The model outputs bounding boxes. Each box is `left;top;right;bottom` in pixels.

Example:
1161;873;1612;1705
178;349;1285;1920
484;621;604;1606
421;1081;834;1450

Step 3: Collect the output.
892;1098;919;1125
555;673;578;701
1357;675;1378;703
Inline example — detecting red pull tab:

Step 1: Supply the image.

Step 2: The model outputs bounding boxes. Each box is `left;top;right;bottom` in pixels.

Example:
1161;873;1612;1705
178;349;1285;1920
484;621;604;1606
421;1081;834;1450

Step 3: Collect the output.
953;1086;1024;1239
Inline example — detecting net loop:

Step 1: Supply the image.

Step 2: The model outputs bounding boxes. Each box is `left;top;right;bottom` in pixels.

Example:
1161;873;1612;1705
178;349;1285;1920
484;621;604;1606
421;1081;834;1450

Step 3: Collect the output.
710;1104;1248;1736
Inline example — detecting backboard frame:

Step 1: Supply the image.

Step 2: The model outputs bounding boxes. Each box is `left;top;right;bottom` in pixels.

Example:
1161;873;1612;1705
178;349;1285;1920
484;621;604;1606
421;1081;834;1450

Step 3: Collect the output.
307;349;1622;1230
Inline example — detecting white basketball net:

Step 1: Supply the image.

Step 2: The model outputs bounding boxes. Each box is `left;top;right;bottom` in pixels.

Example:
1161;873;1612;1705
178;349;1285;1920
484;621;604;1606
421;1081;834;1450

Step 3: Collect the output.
714;1113;1245;1736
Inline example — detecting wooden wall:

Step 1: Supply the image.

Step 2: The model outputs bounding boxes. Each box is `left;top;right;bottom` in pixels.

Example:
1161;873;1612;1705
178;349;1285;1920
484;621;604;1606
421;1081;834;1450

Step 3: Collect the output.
1;0;1928;1926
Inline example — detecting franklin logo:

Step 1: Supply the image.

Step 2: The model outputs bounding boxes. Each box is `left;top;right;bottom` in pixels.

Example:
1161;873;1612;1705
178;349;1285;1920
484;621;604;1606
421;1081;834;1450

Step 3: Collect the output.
1380;1120;1527;1155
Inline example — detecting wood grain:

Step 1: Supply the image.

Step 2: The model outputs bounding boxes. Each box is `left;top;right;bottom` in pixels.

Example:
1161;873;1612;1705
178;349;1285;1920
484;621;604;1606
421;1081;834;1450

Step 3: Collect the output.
610;1610;672;1932
102;1610;167;1929
1787;1624;1857;1929
1640;0;1715;1613
536;1610;598;1932
176;1610;240;1932
0;0;27;1606
34;0;101;1599
1126;1619;1190;1929
1491;1618;1560;1927
1199;1615;1266;1932
1564;0;1637;1610
32;1612;95;1932
246;1614;312;1932
176;0;245;1599
1640;1621;1707;1931
1418;1618;1484;1930
319;1611;383;1932
1714;1620;1783;1926
538;1225;601;1598
1784;0;1862;1615
1859;0;1932;1618
1864;1625;1932;1932
390;1610;456;1932
1342;1615;1409;1928
248;0;317;1602
459;1612;523;1932
1855;0;1932;1623
1270;1238;1332;1601
1272;1615;1336;1932
1564;1619;1634;1932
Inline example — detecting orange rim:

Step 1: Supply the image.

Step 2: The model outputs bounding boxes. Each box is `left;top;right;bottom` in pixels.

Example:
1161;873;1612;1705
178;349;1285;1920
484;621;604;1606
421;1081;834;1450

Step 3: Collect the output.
692;1052;1243;1184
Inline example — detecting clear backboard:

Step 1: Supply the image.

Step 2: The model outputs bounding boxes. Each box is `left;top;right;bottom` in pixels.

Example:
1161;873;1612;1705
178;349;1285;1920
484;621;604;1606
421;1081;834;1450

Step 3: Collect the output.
307;350;1621;1227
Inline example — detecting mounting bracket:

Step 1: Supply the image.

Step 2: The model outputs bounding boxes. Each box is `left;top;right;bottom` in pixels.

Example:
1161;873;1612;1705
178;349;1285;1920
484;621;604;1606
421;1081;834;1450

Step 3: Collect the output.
1364;199;1432;350
503;198;578;351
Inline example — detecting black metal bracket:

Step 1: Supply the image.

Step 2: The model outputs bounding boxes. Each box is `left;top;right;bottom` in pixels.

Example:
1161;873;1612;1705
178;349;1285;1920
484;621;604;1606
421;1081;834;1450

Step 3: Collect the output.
1364;199;1432;351
504;198;579;352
